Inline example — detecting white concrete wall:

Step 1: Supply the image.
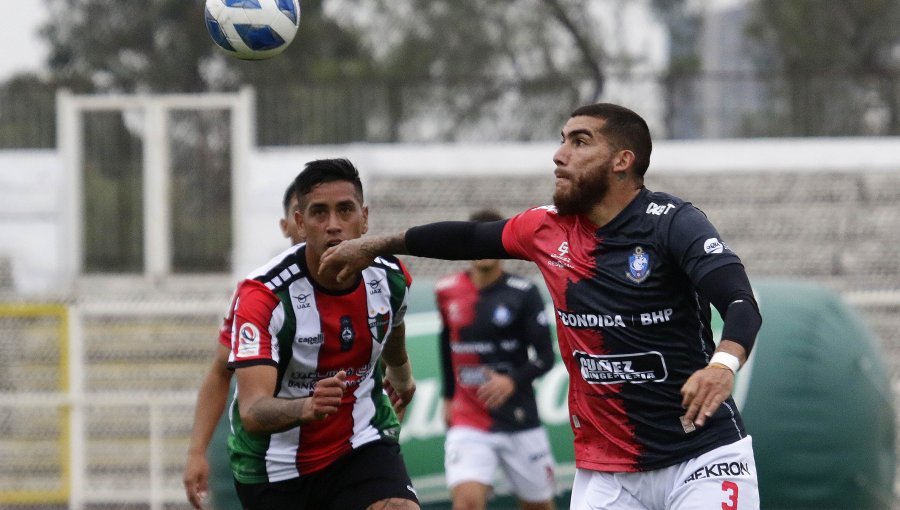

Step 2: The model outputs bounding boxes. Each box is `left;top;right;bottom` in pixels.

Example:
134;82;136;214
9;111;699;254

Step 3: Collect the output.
0;150;64;294
4;138;900;294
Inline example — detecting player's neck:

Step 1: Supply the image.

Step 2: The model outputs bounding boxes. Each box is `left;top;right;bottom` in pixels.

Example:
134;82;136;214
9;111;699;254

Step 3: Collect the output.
587;184;643;228
470;266;503;289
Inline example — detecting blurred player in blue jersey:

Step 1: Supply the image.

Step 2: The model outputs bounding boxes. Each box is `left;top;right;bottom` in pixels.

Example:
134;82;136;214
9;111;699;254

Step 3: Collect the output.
436;209;557;510
320;103;763;510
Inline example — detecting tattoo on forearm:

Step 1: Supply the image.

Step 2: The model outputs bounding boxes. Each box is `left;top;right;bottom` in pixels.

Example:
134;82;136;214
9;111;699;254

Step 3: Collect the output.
249;399;304;431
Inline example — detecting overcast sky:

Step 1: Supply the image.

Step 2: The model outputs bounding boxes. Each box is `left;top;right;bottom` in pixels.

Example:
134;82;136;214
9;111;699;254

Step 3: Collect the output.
1;5;49;80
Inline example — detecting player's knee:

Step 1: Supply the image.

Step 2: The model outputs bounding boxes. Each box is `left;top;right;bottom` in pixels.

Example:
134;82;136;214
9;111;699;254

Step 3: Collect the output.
451;482;489;510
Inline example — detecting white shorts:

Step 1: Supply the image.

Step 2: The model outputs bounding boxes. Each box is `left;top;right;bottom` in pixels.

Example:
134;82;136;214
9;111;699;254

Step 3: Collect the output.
444;425;557;503
569;435;759;510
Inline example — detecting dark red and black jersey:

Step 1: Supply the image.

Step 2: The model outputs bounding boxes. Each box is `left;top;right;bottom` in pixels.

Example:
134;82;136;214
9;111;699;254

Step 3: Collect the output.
501;187;748;472
435;271;555;432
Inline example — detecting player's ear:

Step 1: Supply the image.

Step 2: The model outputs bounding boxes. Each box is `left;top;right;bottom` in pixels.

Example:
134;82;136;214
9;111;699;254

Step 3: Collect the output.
294;208;306;234
361;205;369;235
613;149;636;174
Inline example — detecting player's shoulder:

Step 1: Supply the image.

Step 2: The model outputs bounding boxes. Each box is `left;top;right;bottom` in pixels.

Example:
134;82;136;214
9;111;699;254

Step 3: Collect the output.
369;254;413;286
507;204;576;232
372;254;404;271
245;243;306;293
632;189;711;231
639;189;690;215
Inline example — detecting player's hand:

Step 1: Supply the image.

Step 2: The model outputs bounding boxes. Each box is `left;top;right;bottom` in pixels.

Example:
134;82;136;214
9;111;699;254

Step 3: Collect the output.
303;371;348;422
680;365;734;427
183;451;210;509
384;361;416;421
477;369;516;409
320;238;375;284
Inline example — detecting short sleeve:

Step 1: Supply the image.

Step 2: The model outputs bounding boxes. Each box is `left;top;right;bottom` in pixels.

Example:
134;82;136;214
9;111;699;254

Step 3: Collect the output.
501;206;553;261
667;204;743;284
228;279;281;368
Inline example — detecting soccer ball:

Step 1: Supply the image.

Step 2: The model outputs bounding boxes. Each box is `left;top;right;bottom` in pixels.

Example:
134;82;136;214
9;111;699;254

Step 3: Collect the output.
204;0;301;60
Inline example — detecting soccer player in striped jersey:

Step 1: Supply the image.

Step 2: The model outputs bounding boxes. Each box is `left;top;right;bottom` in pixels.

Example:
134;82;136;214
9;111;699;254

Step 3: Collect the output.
320;104;763;510
228;158;420;510
183;181;303;509
436;209;557;510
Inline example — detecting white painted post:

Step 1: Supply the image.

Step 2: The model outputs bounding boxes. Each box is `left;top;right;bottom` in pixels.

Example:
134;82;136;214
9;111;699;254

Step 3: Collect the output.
143;101;171;279
231;86;255;276
67;304;85;510
56;89;84;283
149;402;164;510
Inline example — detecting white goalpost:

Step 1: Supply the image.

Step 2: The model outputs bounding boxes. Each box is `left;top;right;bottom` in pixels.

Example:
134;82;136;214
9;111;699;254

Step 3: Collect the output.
56;87;255;284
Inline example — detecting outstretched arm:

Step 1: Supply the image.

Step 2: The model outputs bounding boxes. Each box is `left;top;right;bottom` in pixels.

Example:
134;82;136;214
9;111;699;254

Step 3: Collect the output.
319;220;509;283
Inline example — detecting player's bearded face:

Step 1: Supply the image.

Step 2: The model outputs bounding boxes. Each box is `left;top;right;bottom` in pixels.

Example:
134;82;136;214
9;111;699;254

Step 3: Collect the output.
553;158;612;216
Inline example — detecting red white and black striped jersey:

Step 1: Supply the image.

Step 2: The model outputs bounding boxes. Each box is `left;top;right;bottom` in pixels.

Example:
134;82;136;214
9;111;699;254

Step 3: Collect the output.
225;243;412;483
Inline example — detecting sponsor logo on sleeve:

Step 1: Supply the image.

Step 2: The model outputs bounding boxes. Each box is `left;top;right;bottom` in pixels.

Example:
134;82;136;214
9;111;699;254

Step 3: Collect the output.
704;238;730;254
236;322;261;357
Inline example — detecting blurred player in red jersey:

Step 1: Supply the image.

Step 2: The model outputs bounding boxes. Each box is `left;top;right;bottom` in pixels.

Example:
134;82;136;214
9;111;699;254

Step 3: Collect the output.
436;209;557;510
183;182;304;509
320;104;762;510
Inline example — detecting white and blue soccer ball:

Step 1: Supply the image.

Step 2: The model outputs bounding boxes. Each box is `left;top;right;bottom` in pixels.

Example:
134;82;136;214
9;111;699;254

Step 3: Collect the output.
204;0;301;60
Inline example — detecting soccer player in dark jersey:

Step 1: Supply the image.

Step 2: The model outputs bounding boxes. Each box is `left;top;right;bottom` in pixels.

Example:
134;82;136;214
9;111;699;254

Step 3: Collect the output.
226;159;420;510
437;208;557;510
183;182;303;509
320;104;763;510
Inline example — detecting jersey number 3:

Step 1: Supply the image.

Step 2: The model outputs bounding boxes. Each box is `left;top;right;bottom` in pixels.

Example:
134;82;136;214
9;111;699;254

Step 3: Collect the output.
721;480;739;510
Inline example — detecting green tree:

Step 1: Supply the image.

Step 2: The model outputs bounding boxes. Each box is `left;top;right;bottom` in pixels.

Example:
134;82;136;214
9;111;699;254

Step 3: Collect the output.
330;0;624;141
30;0;674;143
0;74;57;148
746;0;900;136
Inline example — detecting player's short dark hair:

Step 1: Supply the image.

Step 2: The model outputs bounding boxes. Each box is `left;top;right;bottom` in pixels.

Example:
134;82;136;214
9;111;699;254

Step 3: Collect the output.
469;208;504;223
293;158;364;207
570;103;652;178
282;181;298;216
